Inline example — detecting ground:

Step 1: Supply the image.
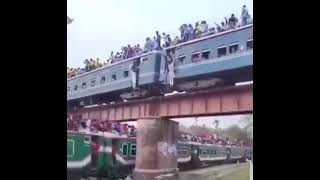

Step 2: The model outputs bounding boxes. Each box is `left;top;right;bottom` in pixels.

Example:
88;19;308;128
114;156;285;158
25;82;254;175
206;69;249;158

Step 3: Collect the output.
178;162;250;180
208;165;249;180
84;162;251;180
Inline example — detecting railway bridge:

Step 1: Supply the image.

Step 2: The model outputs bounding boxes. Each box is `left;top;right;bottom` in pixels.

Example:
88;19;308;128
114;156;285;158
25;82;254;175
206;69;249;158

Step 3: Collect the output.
68;84;253;180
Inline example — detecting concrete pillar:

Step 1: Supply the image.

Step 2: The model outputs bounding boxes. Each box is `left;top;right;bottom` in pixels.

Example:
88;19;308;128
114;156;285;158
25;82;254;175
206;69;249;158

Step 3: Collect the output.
133;117;179;180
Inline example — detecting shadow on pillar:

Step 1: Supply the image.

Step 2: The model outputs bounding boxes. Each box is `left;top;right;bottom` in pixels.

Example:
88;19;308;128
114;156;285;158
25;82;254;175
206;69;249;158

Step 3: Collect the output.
133;117;179;180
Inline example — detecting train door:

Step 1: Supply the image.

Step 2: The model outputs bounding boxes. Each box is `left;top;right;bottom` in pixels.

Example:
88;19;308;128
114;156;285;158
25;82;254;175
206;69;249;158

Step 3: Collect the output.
91;135;100;167
112;139;119;166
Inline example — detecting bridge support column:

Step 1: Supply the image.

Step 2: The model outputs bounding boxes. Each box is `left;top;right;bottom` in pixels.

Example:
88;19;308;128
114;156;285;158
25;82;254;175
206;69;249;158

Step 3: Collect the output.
133;117;179;180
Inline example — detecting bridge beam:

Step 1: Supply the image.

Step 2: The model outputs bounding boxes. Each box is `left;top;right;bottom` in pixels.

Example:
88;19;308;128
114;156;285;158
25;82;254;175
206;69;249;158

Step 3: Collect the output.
70;85;253;121
133;117;179;180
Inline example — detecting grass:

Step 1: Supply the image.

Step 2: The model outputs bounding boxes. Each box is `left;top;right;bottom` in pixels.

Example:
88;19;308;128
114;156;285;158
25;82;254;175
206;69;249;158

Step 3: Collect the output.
204;165;250;180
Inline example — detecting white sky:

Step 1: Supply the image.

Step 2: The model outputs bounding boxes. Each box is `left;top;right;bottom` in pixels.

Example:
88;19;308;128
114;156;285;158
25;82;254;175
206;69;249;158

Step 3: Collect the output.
126;114;251;129
67;0;253;68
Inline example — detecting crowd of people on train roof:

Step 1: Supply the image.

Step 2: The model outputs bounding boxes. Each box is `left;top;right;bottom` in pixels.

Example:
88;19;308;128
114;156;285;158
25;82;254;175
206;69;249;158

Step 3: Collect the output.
67;117;137;137
67;5;252;79
180;133;244;147
67;116;246;147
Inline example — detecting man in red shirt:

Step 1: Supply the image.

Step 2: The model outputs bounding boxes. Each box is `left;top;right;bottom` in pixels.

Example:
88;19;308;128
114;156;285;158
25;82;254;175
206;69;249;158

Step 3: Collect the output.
91;141;100;164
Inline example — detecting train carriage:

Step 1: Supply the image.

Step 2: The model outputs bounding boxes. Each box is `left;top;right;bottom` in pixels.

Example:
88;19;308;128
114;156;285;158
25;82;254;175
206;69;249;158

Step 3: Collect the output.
67;131;252;179
226;145;246;163
167;24;253;91
67;51;164;108
67;24;253;109
67;132;92;180
67;131;136;180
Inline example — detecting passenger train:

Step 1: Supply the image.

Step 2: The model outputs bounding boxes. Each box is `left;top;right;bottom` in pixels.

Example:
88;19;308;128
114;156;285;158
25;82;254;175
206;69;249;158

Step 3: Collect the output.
67;24;253;110
67;131;252;180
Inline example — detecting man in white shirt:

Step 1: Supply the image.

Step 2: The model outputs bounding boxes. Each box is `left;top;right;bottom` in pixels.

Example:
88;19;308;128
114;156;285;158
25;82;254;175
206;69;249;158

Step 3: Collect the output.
162;32;170;47
241;5;250;25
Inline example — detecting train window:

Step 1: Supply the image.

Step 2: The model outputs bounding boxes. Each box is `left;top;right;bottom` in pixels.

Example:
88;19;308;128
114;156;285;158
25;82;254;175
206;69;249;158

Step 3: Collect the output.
217;46;227;57
202;50;210;60
82;82;87;89
91;80;96;87
131;144;136;156
201;149;206;155
191;52;201;62
74;85;78;91
123;71;129;78
112;74;117;81
229;43;239;54
203;150;206;155
101;76;106;84
178;55;186;64
67;87;70;91
84;136;91;144
122;144;128;157
207;149;210;154
247;39;253;49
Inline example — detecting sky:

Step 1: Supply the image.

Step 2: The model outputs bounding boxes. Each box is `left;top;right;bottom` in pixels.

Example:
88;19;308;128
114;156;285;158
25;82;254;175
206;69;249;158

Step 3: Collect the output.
172;115;250;129
67;0;253;68
124;114;252;129
67;0;253;128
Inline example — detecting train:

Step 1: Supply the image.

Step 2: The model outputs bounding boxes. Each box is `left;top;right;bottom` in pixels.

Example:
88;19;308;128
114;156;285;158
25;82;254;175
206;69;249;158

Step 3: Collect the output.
67;24;253;110
67;131;253;180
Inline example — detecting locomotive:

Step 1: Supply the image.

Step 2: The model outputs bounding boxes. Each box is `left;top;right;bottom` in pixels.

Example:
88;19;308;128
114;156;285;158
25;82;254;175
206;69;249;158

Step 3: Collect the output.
67;24;253;110
67;131;252;180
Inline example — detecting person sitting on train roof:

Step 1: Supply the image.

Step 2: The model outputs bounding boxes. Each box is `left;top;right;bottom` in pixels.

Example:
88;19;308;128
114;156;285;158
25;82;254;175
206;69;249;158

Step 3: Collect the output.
121;46;128;60
201;21;208;33
194;22;202;38
79;120;90;133
119;52;124;60
126;45;134;59
167;35;172;46
144;37;152;52
83;59;89;72
181;24;189;42
208;27;216;35
187;24;194;41
90;119;99;132
107;51;114;64
216;21;227;32
162;33;171;47
179;24;184;40
135;44;143;55
172;36;180;46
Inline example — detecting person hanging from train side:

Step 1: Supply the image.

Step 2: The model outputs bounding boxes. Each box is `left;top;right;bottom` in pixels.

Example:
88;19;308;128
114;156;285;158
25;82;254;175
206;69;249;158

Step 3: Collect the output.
164;48;176;86
130;59;140;90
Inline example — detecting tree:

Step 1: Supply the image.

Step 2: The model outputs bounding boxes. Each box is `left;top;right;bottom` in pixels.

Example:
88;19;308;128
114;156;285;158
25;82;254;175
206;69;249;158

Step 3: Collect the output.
67;16;74;25
240;114;253;139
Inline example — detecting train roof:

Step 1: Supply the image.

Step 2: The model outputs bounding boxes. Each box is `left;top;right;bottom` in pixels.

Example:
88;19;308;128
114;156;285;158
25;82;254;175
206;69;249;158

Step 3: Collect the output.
67;23;253;81
67;130;136;140
67;50;163;81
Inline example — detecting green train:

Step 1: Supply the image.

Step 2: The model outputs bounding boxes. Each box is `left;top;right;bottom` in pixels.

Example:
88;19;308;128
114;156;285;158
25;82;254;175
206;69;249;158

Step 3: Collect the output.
67;131;252;180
